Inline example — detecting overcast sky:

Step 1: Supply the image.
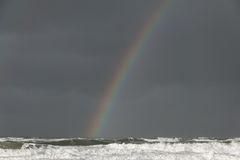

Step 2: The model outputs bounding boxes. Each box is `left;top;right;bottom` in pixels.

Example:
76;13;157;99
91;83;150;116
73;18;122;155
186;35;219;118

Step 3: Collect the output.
0;0;240;138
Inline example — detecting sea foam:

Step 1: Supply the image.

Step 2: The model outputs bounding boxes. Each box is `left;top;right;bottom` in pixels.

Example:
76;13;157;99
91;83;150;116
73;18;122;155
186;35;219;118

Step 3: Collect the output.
0;137;240;160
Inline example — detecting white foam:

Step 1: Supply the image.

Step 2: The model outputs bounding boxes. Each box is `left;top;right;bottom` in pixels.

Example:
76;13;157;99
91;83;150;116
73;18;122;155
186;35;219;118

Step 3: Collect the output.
1;140;240;160
141;137;181;143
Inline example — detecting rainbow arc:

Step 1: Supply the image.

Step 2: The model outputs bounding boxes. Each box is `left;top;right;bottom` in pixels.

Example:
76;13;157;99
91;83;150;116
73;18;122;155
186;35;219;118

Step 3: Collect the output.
86;0;171;137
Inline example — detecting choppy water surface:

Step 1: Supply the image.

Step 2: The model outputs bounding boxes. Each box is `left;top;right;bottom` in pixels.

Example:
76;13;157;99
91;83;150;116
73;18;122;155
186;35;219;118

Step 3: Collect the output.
0;137;240;160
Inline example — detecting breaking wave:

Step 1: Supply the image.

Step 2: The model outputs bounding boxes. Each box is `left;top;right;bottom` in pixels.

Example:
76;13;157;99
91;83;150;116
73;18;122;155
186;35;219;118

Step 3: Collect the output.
0;137;240;160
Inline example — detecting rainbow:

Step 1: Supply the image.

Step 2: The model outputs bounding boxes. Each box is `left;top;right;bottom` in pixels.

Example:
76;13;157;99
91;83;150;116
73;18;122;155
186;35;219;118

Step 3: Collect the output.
86;0;171;137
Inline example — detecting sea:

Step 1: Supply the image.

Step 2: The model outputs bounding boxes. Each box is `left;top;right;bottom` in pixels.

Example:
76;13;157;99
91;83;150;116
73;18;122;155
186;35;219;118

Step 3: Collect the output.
0;137;240;160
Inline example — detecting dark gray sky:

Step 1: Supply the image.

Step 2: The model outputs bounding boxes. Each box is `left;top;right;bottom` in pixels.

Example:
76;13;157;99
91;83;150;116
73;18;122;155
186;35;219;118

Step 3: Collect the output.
0;0;240;138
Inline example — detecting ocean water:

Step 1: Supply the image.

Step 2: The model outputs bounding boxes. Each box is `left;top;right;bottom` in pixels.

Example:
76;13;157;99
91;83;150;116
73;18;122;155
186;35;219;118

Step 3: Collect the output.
0;137;240;160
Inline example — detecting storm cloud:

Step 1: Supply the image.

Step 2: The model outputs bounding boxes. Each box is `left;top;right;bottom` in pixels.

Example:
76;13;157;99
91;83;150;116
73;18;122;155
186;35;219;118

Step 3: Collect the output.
0;0;239;138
